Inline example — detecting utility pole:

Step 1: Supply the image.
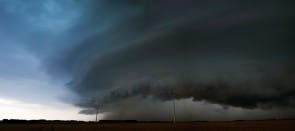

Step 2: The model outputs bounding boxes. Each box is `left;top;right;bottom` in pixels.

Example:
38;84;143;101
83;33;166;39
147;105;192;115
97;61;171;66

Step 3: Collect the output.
95;108;98;122
173;99;176;123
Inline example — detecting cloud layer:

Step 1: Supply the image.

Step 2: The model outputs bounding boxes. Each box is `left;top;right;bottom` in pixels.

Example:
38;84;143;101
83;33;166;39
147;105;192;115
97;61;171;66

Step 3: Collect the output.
2;0;293;120
45;0;295;120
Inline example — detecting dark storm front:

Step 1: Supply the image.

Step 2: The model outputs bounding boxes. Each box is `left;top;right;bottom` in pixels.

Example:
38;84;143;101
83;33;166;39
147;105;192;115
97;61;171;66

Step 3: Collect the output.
44;0;295;120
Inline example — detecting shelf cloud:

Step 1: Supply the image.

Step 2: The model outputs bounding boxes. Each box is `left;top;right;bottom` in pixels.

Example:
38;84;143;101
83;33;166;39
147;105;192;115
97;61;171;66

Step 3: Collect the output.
41;0;295;120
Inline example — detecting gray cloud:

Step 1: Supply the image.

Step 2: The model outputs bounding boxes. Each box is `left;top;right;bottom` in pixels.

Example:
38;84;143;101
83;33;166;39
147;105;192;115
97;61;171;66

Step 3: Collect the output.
46;0;295;120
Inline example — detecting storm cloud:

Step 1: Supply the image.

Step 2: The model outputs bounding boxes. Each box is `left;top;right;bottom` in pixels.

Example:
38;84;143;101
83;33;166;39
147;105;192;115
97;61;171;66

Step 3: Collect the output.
45;0;295;120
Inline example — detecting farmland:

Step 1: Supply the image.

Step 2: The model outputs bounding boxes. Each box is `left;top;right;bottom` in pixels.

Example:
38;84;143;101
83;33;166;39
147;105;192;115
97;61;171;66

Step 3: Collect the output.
0;120;294;131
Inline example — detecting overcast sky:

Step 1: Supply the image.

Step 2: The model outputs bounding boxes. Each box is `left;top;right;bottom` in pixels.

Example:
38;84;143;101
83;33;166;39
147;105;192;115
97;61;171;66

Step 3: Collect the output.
0;0;294;121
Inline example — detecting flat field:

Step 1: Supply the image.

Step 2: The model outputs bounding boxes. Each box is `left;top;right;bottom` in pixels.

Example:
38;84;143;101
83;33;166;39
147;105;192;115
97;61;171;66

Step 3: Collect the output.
0;120;294;131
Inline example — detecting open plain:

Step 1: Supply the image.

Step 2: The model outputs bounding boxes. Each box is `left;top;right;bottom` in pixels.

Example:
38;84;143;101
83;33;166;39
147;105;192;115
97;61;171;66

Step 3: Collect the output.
0;120;295;131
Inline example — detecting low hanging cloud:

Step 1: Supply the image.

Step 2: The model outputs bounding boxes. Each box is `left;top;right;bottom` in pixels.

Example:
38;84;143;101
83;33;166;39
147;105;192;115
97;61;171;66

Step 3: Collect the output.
99;63;295;108
46;0;295;119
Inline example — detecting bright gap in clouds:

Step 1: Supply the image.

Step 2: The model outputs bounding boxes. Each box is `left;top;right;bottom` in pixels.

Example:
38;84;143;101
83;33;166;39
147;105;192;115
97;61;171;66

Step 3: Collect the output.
0;97;102;121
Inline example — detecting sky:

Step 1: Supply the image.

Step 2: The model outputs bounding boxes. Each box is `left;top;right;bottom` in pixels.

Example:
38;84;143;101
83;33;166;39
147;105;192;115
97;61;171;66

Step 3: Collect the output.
0;0;294;121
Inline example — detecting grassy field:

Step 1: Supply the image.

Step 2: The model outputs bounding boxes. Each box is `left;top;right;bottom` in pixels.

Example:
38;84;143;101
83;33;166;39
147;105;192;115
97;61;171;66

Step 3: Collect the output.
0;120;294;131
